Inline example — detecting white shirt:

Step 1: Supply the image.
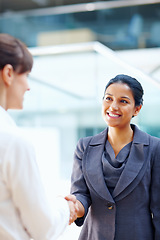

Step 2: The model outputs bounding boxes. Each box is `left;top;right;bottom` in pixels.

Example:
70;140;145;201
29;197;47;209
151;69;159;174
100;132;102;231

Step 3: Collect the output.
0;107;69;240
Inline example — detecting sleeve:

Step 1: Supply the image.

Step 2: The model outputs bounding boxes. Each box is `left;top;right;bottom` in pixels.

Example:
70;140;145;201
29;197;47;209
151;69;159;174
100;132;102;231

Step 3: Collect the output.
70;137;92;226
150;140;160;240
2;136;69;240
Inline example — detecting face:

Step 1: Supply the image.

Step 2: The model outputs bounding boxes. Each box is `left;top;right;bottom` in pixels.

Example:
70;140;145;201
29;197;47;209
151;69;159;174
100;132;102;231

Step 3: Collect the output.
102;83;141;129
6;70;30;110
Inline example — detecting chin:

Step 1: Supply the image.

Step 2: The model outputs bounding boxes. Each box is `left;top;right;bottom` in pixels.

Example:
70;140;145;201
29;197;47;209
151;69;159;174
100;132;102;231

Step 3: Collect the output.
105;121;119;128
9;105;23;110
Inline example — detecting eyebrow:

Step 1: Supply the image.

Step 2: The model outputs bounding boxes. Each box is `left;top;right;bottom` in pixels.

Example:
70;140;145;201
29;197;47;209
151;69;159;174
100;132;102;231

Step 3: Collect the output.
105;93;131;100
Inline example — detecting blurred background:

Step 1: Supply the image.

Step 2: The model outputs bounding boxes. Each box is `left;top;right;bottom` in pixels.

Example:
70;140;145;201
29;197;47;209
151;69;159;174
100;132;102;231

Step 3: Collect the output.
1;0;160;239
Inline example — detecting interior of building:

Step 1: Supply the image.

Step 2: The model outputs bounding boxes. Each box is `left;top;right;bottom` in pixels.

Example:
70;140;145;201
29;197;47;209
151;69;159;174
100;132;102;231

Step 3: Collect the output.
1;1;160;238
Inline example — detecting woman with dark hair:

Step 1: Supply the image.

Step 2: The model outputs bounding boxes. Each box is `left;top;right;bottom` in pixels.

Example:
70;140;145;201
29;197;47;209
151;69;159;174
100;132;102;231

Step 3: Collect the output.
66;74;160;239
0;33;77;240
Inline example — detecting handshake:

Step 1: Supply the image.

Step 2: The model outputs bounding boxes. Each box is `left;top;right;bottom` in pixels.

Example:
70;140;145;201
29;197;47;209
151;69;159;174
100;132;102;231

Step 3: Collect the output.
65;194;79;225
65;194;85;225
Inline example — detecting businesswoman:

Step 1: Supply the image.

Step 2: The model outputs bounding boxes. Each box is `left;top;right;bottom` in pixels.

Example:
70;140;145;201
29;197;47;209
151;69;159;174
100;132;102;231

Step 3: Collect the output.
0;33;77;240
67;74;160;240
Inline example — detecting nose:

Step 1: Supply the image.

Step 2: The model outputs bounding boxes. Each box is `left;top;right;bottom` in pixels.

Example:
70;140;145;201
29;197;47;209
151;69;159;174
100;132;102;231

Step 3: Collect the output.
26;81;30;91
110;100;119;111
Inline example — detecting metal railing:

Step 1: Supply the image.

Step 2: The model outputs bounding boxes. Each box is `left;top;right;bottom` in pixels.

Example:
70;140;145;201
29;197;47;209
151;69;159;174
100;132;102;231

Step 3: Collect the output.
29;41;160;88
1;0;160;17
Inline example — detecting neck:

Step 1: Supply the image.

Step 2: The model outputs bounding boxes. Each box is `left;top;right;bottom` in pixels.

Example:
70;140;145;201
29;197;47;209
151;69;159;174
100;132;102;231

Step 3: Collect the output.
0;81;7;110
108;125;133;146
107;125;134;157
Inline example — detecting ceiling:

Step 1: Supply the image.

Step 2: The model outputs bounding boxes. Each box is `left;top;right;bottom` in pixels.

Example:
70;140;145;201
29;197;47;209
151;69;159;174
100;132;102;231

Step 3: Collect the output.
1;0;160;14
0;0;102;13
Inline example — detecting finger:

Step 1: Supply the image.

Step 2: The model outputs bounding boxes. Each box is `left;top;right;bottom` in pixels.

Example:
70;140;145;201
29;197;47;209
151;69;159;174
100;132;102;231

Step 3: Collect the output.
65;194;76;203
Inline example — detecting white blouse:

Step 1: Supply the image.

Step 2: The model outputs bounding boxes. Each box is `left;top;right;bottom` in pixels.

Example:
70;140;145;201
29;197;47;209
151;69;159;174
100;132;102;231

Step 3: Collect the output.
0;106;69;240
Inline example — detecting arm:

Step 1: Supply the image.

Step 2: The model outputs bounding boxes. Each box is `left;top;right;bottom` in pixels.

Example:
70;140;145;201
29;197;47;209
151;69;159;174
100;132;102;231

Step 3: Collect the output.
3;136;71;240
150;140;160;240
70;137;92;226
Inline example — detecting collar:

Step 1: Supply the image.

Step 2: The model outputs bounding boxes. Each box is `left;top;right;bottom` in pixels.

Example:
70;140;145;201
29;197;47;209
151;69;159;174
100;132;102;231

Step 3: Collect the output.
131;124;149;145
0;106;16;128
90;124;149;146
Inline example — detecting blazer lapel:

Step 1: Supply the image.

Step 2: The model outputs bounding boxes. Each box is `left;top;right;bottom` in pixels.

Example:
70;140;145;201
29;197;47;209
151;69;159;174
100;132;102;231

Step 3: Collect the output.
113;125;149;200
83;125;149;203
83;129;115;203
112;143;144;198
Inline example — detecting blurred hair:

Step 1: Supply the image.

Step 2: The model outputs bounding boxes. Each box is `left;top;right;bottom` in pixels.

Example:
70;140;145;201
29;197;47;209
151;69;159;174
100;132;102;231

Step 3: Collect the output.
104;74;144;106
0;33;33;73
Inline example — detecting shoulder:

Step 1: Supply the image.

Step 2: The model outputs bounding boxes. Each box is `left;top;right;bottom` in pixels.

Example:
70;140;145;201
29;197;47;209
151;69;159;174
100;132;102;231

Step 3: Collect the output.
133;124;160;146
0;128;34;157
76;128;108;153
148;134;160;153
76;136;93;153
141;128;160;147
138;127;160;155
148;134;160;143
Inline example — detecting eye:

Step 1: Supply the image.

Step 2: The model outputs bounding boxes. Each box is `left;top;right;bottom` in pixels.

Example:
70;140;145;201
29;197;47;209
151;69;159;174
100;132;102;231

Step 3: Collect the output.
120;99;128;104
104;96;112;101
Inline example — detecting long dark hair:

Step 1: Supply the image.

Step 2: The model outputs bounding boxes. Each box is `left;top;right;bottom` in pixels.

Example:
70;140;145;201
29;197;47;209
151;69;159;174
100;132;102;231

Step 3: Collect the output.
0;33;33;73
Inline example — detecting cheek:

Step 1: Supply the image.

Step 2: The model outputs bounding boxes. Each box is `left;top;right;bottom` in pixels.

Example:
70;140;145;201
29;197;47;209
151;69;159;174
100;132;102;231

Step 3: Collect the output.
102;105;109;119
126;106;136;117
24;79;30;90
102;104;107;114
102;101;108;108
101;105;106;116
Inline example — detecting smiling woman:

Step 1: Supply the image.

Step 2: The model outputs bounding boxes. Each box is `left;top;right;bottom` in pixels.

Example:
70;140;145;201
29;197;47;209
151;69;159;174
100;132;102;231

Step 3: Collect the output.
102;83;140;129
66;74;160;240
102;75;142;155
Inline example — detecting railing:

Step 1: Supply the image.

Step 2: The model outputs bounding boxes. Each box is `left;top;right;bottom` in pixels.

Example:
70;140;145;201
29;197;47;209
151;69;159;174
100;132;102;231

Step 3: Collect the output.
1;0;160;17
29;41;160;88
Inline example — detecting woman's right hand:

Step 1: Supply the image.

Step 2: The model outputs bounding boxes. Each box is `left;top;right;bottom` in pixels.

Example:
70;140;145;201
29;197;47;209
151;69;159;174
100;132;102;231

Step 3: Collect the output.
65;194;78;225
65;194;85;224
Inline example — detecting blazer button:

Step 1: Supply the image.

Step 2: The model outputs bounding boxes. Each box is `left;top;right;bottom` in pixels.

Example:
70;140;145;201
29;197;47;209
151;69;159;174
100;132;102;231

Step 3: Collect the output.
107;203;114;210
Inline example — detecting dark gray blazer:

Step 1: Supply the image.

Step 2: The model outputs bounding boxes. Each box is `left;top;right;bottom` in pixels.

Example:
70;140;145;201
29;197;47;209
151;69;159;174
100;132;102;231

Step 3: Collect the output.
71;124;160;240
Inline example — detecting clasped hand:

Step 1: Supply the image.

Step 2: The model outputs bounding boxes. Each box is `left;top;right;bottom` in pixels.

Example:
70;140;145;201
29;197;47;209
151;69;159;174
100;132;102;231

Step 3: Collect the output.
65;194;78;225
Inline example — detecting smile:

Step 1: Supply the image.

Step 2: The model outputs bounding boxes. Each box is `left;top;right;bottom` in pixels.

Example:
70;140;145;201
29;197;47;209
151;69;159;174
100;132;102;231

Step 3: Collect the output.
107;112;121;118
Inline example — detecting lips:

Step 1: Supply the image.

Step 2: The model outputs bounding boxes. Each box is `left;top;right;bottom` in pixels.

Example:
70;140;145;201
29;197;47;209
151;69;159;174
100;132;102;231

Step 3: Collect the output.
107;112;121;118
